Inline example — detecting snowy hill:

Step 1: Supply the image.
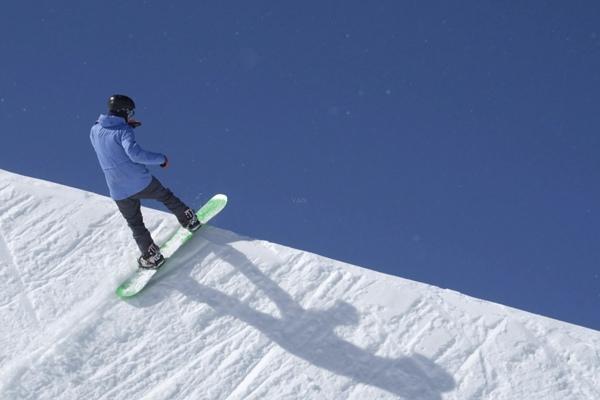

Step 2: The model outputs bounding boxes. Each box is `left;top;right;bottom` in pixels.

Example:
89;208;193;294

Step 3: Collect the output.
0;169;598;400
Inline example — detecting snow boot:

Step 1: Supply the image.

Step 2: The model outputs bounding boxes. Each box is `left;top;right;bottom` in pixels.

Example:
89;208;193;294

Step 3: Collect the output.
183;208;202;232
138;243;165;269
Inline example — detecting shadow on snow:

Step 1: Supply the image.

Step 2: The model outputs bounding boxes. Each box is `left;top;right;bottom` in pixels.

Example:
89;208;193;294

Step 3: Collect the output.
130;229;455;399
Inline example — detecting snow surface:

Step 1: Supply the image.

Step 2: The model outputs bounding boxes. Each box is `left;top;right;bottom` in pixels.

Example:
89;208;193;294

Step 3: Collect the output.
0;168;598;400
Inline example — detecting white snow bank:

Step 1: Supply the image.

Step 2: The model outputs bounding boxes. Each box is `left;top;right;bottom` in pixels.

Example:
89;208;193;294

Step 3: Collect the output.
0;169;598;400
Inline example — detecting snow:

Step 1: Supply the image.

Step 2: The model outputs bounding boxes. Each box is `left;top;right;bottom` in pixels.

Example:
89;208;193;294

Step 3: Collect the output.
0;168;598;400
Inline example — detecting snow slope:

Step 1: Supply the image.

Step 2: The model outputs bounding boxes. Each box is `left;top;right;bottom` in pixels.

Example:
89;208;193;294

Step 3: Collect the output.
0;169;598;400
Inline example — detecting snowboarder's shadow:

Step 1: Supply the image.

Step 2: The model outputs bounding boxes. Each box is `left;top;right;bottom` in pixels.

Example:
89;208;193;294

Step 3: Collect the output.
135;229;455;399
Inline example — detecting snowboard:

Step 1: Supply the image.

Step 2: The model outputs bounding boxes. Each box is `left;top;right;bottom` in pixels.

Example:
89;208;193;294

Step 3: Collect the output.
116;193;228;298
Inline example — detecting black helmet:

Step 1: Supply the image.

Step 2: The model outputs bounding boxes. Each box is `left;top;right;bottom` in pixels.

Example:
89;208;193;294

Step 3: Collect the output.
108;94;135;118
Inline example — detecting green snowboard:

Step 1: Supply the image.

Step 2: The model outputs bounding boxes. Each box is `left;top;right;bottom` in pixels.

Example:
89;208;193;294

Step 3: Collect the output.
116;194;228;298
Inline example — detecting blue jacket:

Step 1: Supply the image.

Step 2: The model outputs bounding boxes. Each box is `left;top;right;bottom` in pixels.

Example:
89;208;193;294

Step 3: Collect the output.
90;114;166;200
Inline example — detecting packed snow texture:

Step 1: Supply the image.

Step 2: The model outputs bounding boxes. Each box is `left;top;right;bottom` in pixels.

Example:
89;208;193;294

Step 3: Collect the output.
0;169;598;400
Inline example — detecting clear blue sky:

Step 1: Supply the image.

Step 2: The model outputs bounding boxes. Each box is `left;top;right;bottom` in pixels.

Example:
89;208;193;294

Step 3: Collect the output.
1;1;599;330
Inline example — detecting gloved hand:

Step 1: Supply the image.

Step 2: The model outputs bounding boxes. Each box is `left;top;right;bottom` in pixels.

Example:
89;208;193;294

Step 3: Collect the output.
160;156;169;168
128;118;142;128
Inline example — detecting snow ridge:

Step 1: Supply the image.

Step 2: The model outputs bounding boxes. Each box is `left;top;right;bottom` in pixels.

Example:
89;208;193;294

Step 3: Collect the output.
0;169;599;400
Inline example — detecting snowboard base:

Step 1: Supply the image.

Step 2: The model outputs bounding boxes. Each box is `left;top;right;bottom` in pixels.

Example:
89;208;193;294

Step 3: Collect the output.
116;194;227;298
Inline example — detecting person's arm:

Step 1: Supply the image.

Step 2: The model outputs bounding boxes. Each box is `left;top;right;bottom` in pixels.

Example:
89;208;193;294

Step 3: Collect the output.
120;130;167;166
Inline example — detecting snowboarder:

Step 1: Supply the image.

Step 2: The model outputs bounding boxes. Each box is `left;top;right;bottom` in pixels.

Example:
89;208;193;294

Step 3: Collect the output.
90;94;201;269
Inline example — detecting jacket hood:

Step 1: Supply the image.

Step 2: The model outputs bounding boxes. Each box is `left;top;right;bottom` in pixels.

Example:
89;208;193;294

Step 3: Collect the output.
97;114;128;129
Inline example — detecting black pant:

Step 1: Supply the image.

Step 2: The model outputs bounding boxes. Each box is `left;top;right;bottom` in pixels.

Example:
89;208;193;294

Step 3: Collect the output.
116;177;189;255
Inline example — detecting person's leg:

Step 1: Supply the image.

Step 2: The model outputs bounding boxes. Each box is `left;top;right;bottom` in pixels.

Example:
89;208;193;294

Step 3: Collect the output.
134;177;190;225
115;197;154;255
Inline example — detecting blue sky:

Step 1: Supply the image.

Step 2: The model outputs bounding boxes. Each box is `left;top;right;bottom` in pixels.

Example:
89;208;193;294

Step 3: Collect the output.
1;1;599;330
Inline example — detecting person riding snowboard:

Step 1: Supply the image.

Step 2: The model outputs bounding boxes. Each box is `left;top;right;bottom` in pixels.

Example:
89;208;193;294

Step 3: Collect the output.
90;94;201;269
